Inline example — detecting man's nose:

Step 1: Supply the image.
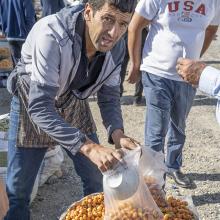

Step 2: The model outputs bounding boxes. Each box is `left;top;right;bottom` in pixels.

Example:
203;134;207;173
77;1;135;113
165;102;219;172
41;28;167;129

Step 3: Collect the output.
108;23;120;39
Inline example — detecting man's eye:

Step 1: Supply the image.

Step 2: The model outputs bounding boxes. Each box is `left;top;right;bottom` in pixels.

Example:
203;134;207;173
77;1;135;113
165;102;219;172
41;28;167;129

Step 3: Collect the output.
120;23;128;29
103;17;114;23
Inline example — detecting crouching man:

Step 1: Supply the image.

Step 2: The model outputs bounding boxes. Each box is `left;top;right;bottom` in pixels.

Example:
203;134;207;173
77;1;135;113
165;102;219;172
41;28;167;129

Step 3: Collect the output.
5;1;138;219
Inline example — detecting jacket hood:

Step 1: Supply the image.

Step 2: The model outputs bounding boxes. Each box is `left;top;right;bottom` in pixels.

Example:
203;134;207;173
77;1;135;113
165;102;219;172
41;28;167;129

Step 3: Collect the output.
55;4;85;42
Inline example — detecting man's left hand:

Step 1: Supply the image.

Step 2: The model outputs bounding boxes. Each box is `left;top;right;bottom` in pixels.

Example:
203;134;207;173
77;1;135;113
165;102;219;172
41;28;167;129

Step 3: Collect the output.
111;129;140;150
176;58;206;85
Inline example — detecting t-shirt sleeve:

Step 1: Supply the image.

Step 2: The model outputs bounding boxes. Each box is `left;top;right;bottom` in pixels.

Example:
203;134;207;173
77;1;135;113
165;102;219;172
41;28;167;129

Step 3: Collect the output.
210;3;220;25
135;0;160;21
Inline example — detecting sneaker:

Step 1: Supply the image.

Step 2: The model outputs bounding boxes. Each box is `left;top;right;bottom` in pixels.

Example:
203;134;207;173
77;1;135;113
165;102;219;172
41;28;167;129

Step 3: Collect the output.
167;170;194;189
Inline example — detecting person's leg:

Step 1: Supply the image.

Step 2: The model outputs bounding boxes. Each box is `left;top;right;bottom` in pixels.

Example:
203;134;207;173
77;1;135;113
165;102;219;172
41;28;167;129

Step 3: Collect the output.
134;76;143;97
58;0;65;9
167;83;196;170
166;83;196;187
41;0;64;17
142;72;173;152
133;28;148;105
8;41;24;66
120;53;129;97
119;32;129;97
64;133;103;196
133;75;143;105
4;96;47;220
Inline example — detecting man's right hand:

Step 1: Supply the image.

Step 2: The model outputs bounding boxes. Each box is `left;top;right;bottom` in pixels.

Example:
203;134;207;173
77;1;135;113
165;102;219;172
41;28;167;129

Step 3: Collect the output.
127;64;140;84
176;58;206;85
80;139;124;172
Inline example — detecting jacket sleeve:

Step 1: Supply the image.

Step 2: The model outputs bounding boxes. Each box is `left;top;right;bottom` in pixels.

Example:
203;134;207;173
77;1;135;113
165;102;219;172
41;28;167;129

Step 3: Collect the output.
97;82;124;144
28;31;86;155
199;66;220;100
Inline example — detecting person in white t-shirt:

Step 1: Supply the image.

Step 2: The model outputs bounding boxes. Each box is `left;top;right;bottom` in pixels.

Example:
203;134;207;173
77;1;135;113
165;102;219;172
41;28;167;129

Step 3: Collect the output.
128;0;220;188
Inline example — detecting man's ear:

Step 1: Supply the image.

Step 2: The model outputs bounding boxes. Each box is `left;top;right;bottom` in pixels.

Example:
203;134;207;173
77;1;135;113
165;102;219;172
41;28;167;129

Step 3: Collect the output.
84;3;93;21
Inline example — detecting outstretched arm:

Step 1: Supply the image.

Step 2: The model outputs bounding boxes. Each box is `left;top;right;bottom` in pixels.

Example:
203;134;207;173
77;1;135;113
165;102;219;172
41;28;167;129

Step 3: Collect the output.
200;25;218;57
127;12;150;84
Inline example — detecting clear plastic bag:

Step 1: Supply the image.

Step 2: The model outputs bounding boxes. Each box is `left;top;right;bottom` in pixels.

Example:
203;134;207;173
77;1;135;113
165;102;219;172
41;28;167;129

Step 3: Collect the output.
161;195;199;220
139;146;168;208
103;148;163;220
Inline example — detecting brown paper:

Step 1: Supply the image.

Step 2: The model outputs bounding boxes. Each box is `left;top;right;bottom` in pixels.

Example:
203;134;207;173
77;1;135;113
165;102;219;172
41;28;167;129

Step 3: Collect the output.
0;178;8;220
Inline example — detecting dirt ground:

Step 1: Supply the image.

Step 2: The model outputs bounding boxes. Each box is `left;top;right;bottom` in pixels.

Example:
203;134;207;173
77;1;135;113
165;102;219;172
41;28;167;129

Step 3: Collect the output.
23;30;220;220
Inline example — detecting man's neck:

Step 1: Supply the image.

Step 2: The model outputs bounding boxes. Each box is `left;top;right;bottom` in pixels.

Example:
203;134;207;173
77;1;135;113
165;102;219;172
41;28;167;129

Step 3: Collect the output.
85;25;97;61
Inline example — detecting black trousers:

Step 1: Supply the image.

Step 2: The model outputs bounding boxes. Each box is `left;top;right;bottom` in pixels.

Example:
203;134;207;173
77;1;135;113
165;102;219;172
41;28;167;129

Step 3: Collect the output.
8;40;24;66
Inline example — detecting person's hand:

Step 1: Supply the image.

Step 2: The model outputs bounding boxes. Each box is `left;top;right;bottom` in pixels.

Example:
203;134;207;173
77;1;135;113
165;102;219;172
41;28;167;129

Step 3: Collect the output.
127;63;140;84
111;129;140;150
80;140;124;172
176;58;206;85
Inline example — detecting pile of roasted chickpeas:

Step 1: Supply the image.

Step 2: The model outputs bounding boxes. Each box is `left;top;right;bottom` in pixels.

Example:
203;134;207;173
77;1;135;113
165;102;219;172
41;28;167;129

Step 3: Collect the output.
161;196;195;220
64;193;105;220
64;193;195;220
107;202;161;220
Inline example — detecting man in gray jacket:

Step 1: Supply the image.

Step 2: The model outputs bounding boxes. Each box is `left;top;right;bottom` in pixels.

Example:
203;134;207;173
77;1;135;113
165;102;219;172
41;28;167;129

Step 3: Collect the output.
5;1;137;219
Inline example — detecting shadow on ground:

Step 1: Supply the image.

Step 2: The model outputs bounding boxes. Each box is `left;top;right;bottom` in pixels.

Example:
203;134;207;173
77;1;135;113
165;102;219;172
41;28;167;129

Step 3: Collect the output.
187;172;220;182
203;60;220;65
193;95;217;107
89;95;146;106
186;172;220;206
120;96;146;106
192;192;220;206
89;94;216;107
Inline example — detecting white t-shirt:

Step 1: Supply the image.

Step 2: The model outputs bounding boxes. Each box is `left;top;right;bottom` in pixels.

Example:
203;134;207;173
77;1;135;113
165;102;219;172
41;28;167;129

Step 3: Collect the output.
136;0;220;81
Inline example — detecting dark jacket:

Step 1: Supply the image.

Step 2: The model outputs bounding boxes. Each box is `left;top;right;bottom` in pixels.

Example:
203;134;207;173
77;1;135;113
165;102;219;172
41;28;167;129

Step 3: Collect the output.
0;0;8;34
1;0;36;40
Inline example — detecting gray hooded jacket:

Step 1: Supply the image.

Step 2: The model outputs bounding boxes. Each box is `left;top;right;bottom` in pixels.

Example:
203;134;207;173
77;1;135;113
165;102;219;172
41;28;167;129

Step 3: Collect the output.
11;5;125;154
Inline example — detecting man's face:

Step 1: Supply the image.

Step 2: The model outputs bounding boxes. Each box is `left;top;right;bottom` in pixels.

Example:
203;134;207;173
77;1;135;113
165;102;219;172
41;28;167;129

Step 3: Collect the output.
84;3;132;52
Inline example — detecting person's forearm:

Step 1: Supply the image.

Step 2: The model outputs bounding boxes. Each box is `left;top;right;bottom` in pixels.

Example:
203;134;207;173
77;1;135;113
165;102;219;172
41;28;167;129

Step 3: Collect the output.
128;20;143;70
200;25;218;57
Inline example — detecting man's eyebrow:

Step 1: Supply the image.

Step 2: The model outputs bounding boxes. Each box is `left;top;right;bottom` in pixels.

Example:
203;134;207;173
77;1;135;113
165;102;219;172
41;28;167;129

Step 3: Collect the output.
102;13;129;25
102;13;116;19
122;20;129;25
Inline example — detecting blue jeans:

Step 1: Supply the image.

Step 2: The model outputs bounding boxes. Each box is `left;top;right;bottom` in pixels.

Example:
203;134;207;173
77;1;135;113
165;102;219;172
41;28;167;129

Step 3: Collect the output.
4;96;102;220
142;72;196;171
40;0;64;17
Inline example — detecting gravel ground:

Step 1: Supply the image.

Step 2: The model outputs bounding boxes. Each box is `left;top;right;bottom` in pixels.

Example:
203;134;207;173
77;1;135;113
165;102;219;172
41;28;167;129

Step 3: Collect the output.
0;29;219;220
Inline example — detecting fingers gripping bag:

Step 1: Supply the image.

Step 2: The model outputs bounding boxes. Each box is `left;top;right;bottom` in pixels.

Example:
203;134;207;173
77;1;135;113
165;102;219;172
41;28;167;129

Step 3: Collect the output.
103;148;163;220
139;147;168;208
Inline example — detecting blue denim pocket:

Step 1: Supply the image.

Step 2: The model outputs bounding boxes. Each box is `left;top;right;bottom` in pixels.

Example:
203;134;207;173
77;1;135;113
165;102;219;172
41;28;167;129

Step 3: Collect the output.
8;96;20;146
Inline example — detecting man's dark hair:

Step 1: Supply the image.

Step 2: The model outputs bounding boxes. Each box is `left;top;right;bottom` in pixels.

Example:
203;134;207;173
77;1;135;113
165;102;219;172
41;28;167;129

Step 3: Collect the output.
87;0;137;13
